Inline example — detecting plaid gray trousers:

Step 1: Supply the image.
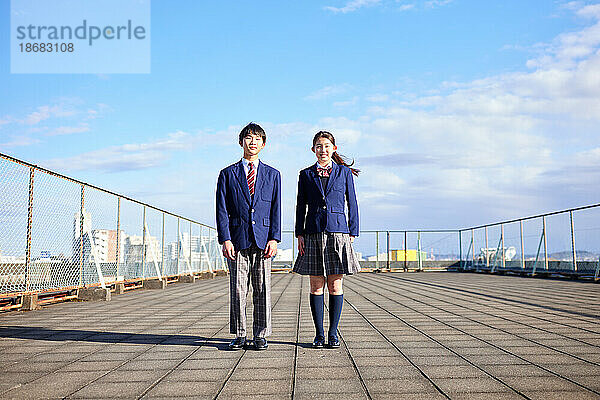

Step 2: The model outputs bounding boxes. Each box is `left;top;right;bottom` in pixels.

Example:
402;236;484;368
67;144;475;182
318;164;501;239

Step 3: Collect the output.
227;245;272;338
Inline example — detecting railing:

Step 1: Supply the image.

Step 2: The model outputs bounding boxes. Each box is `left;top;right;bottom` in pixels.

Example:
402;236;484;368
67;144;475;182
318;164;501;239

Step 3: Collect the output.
458;204;600;278
0;153;226;299
274;230;461;272
275;202;600;278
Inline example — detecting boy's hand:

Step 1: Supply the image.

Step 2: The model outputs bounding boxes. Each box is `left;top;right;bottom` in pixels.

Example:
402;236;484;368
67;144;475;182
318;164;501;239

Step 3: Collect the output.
297;235;305;256
222;240;235;260
264;240;278;258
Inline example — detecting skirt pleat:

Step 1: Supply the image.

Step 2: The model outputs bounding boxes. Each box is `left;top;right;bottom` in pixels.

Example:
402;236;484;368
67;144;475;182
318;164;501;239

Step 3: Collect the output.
293;232;361;276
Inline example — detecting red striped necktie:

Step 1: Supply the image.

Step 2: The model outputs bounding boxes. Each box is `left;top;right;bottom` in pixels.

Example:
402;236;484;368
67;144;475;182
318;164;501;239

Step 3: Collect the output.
247;162;256;196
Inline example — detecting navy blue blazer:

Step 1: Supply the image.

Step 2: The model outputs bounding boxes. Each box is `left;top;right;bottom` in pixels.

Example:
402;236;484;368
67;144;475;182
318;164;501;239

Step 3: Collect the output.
216;160;281;251
295;162;359;237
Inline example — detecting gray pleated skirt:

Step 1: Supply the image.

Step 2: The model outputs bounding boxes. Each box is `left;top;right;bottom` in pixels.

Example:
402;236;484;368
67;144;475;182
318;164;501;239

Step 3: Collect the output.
293;232;361;276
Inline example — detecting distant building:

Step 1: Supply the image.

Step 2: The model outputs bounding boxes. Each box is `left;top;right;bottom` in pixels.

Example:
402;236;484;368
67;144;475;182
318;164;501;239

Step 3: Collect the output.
124;234;161;264
91;229;125;263
72;210;92;264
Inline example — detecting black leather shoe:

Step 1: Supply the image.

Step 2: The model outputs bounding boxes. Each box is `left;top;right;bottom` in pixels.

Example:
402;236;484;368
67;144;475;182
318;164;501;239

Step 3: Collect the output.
254;337;268;350
228;337;246;350
327;336;340;348
312;336;325;348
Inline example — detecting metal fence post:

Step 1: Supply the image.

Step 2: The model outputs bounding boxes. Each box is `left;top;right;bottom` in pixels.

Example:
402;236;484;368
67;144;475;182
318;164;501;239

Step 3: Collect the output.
417;231;422;272
161;212;165;276
189;222;193;274
520;220;525;271
25;167;35;292
404;231;407;272
570;210;577;273
115;197;121;279
543;216;548;271
459;230;462;270
78;185;85;287
501;224;505;270
485;226;489;269
386;231;390;271
142;206;146;278
176;218;180;274
471;229;475;269
376;231;379;270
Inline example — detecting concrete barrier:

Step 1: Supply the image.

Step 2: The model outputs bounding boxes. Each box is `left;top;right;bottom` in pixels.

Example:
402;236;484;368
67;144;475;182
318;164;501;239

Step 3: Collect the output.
198;272;215;280
114;282;125;294
143;279;167;290
77;287;111;302
178;275;196;283
22;294;39;310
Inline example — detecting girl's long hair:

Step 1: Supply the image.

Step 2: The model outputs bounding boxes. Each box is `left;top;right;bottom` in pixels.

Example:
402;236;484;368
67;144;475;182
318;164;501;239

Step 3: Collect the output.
312;131;360;176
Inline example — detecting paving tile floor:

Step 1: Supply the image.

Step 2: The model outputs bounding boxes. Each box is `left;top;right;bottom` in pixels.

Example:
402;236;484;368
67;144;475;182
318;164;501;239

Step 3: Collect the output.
1;272;599;399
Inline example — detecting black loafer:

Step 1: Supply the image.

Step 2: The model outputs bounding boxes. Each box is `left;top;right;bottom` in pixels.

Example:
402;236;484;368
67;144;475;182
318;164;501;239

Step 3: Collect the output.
254;337;268;350
312;336;325;348
327;337;340;348
228;336;246;350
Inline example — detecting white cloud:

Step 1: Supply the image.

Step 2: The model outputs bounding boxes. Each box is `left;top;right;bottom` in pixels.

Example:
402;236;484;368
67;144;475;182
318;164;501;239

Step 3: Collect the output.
324;0;450;14
425;0;452;8
46;123;90;137
398;4;415;12
304;84;353;100
366;94;390;102
333;96;359;107
23;104;76;125
44;130;196;172
0;135;41;149
324;0;382;14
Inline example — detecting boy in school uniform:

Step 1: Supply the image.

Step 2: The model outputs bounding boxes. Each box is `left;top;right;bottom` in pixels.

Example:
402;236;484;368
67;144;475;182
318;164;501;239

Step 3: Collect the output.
216;123;281;350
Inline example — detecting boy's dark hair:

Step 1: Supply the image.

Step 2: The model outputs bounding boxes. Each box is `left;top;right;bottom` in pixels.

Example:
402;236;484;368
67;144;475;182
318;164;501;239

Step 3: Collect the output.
239;123;266;145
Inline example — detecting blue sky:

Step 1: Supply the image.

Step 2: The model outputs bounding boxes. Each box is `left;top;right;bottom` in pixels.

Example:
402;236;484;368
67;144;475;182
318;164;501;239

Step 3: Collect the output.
1;0;600;241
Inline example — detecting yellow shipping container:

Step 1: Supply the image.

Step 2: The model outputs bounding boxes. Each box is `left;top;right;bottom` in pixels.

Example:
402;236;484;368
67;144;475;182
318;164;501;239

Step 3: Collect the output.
390;249;427;261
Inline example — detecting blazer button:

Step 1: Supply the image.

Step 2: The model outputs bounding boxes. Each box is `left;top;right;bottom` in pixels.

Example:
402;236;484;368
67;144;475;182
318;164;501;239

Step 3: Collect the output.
251;209;255;213
323;206;327;209
252;221;256;224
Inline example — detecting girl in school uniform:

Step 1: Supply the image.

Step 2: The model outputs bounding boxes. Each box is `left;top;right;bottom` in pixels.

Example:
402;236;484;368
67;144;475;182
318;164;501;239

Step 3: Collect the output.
293;131;361;348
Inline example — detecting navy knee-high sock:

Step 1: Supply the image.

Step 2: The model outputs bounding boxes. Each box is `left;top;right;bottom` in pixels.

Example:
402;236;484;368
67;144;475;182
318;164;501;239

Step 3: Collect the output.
328;294;343;340
309;294;324;339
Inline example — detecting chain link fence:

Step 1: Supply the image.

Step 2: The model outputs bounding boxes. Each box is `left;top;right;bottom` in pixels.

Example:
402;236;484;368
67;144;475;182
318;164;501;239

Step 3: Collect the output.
0;153;226;298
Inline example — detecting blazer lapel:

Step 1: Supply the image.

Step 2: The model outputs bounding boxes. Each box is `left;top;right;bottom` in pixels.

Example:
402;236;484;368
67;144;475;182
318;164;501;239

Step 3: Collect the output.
252;162;264;207
235;160;251;205
324;162;340;195
311;164;325;197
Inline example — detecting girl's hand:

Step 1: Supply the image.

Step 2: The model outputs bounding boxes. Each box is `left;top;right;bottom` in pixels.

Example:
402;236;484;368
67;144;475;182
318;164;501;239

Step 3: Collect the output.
297;235;305;256
350;236;355;243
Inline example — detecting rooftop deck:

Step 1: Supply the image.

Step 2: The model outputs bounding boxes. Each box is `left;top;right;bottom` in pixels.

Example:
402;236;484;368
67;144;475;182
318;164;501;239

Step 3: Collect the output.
1;272;600;399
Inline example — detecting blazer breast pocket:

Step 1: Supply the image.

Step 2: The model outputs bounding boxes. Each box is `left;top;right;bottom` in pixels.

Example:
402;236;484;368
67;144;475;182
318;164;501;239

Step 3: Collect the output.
263;217;270;226
261;184;273;202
